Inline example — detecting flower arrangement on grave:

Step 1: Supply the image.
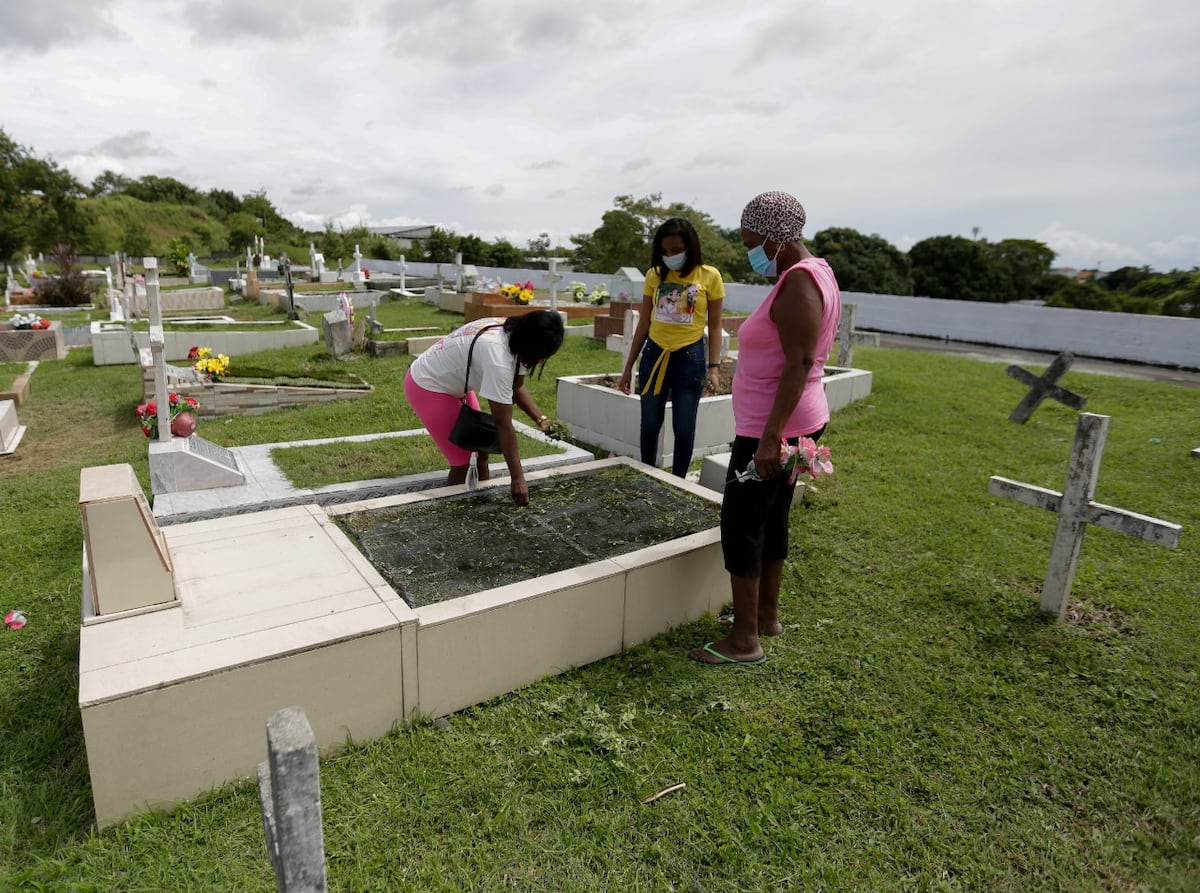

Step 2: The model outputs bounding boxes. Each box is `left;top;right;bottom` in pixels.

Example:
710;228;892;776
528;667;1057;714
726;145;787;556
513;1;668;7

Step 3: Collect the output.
137;392;200;438
474;276;503;294
735;437;834;486
501;280;536;305
618;290;632;301
337;292;356;325
568;281;611;305
587;282;610;306
9;312;50;330
188;345;230;380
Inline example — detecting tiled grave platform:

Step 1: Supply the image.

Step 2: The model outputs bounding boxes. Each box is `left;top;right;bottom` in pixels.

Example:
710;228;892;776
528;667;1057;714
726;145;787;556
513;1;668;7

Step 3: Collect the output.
80;458;724;827
151;423;594;523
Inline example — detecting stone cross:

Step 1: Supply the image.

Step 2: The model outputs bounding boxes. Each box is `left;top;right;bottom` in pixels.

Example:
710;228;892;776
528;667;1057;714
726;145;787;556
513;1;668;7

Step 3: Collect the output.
989;412;1182;619
187;252;197;280
1006;351;1086;423
144;258;172;444
353;244;362;279
545;258;566;312
454;251;464;293
397;254;408;293
4;264;12;310
257;706;327;893
247;246;254;270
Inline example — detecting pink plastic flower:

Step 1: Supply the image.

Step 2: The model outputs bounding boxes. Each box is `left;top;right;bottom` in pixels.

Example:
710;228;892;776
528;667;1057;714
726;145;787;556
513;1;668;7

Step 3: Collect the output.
5;610;27;630
783;437;834;484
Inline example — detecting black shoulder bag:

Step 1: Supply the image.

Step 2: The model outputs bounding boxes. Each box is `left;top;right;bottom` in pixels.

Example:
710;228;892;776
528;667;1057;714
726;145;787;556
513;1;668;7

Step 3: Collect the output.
447;324;518;454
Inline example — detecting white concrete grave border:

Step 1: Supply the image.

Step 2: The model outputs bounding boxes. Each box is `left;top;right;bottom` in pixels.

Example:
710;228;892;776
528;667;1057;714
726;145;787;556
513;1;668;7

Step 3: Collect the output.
79;457;725;828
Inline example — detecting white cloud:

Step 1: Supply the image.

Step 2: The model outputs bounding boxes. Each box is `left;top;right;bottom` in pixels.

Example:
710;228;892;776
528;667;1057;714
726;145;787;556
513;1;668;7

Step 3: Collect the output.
1;0;1197;272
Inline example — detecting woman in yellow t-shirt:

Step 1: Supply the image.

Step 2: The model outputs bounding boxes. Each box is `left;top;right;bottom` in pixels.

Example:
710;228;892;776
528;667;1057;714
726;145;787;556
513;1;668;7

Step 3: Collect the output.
618;217;725;477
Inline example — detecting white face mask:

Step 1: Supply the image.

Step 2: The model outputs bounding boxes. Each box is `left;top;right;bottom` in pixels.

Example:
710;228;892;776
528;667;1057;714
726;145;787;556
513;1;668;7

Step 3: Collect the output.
662;251;687;271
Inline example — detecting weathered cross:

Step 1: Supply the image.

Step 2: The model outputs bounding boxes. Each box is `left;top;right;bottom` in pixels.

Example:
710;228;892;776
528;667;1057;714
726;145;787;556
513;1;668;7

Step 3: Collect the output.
1006;351;1086;423
833;303;878;368
258;706;327;892
988;412;1182;619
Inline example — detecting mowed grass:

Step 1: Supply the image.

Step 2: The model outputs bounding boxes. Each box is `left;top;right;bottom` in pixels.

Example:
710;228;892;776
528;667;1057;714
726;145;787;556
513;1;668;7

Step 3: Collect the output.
0;322;1198;890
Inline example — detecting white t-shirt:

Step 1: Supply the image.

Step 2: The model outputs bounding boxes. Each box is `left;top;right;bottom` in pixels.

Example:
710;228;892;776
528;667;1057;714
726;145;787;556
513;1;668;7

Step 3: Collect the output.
409;318;526;404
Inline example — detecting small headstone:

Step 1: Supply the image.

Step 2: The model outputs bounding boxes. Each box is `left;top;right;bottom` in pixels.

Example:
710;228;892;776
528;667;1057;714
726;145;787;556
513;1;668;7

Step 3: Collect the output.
1006;351;1086;423
989;412;1182;619
323;309;353;358
258;706;327;893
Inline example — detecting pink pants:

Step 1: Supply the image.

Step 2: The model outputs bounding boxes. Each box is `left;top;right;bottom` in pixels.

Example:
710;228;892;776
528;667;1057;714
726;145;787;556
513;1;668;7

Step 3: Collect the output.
404;369;483;467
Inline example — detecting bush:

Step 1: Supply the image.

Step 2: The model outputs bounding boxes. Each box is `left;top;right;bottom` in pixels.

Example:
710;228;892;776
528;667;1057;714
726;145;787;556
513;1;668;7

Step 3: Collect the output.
35;244;100;306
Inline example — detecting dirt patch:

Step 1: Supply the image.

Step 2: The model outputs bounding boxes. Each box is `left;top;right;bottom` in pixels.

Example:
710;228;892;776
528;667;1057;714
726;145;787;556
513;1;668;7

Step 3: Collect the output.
335;465;721;607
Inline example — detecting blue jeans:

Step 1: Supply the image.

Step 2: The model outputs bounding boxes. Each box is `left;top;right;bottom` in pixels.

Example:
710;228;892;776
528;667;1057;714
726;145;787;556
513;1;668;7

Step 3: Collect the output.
637;337;706;477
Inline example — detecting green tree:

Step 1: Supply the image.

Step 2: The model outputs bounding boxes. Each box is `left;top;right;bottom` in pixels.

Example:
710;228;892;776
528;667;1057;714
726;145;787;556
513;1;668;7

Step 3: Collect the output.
225;212;261;254
489;238;526;268
122;219;152;258
571;194;738;277
422;227;460;263
1099;265;1155;292
525;232;551;267
0;128;87;262
89;169;132;198
811;227;913;294
458;233;491;265
205;188;242;217
909;235;1017;302
1042;278;1116;311
986;238;1055;300
125;174;202;205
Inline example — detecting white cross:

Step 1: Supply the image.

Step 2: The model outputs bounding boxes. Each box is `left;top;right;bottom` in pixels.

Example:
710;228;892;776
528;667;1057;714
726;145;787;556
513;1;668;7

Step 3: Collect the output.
545;258;566;312
989;412;1181;619
397;254;408;292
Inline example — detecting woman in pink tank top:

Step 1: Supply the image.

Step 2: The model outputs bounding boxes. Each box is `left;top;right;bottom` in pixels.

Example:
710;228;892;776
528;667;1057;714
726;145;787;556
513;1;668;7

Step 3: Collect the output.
691;191;842;667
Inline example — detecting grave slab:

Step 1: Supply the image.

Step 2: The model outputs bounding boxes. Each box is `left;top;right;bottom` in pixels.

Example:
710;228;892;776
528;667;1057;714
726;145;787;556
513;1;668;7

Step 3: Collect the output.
80;458;722;827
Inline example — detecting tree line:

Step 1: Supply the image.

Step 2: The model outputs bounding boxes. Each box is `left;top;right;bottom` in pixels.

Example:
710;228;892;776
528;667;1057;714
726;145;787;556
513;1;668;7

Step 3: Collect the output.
2;128;1195;317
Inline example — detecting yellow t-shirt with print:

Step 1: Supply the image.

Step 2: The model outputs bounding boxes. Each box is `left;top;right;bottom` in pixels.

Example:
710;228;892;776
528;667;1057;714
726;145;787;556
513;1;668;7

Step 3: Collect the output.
644;264;726;351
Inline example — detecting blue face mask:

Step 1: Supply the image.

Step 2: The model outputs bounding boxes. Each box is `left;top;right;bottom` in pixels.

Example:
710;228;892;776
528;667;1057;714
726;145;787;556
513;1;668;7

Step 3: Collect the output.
662;251;687;271
747;239;779;277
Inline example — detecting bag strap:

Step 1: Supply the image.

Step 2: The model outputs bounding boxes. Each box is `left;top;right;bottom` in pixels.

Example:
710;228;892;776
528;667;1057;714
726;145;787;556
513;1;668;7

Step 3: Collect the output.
461;323;518;403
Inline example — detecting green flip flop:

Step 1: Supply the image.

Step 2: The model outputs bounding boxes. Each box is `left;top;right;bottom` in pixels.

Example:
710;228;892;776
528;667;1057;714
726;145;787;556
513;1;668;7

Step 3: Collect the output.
689;642;766;667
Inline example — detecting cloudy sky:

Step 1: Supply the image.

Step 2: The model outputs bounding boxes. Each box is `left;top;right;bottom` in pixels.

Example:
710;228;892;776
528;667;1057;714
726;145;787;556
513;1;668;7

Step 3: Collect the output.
3;0;1198;272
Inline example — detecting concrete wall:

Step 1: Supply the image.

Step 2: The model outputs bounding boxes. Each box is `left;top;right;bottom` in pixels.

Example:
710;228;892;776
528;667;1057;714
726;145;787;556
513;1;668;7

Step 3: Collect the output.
719;284;1200;369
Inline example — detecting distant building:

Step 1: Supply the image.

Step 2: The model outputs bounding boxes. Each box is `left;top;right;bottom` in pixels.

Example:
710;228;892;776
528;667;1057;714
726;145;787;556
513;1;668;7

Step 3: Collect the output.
368;225;435;249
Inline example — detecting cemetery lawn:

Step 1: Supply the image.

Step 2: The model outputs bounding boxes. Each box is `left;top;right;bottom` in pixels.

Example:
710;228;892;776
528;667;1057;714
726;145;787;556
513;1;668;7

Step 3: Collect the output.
271;431;565;489
1;341;1198;891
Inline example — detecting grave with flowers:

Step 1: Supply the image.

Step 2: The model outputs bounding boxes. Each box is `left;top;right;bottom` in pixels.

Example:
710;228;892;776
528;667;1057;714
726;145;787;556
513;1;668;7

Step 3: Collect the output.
0;312;67;361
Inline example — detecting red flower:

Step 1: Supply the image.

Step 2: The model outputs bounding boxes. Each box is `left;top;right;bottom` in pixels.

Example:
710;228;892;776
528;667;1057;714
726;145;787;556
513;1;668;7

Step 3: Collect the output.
187;346;200;360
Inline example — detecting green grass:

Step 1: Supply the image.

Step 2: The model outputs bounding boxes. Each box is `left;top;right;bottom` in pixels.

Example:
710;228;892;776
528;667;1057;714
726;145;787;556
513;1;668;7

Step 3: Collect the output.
1;336;1198;891
271;431;565;489
0;361;28;390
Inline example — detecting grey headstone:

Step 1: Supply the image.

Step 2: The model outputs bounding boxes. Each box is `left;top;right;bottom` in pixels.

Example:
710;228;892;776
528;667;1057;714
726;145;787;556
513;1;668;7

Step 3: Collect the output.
322;309;353;358
258;707;327;893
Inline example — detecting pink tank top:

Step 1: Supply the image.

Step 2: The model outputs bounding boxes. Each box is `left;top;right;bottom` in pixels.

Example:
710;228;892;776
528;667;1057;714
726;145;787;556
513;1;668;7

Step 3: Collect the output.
732;258;842;438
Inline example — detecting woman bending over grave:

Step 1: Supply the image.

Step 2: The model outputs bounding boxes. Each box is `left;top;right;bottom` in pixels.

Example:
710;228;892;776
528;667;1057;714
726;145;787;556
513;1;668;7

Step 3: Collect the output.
618;217;725;477
691;191;841;666
404;310;564;505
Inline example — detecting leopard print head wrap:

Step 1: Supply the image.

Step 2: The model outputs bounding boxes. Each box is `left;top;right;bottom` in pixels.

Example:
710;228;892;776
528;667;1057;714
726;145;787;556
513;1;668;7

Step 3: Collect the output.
740;191;807;243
